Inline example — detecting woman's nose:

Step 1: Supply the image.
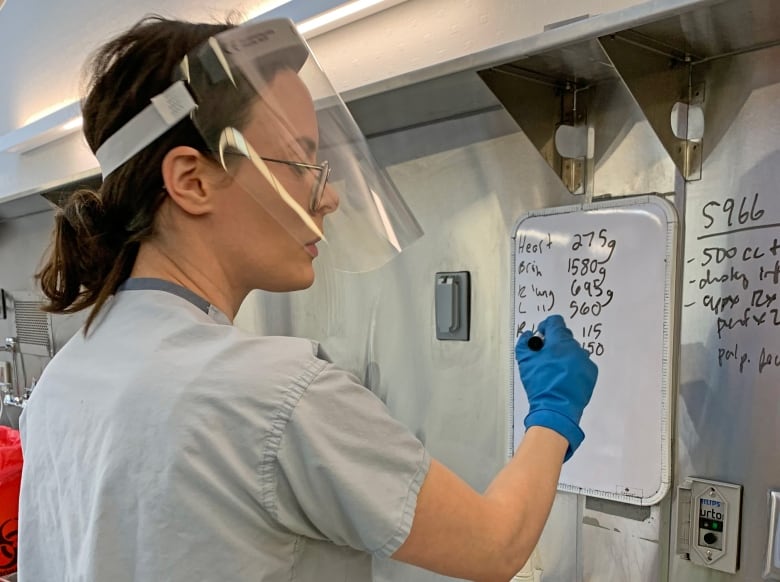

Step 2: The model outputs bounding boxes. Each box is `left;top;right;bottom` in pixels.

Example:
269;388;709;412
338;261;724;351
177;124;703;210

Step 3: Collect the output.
318;183;340;215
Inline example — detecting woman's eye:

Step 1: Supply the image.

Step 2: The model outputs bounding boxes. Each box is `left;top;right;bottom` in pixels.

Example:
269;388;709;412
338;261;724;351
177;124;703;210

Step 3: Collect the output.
290;164;307;177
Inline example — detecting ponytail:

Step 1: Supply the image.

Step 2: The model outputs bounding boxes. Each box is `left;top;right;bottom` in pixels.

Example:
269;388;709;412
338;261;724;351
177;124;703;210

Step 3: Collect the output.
37;188;139;331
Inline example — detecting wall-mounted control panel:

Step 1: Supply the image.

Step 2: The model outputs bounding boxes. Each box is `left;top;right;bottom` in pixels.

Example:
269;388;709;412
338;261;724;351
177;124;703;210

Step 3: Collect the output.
676;478;742;574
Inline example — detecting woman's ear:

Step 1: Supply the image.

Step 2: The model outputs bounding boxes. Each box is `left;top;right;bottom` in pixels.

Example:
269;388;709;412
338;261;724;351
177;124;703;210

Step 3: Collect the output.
161;146;218;216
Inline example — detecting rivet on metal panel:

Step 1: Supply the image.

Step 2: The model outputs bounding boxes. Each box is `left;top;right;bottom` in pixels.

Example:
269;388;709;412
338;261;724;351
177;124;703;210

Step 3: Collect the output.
691;83;706;105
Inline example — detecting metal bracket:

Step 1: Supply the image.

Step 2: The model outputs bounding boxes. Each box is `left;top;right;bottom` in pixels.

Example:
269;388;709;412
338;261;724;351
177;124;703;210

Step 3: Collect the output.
684;82;705;181
478;65;563;174
599;32;704;182
561;157;584;194
556;88;591;195
678;138;703;181
478;66;593;195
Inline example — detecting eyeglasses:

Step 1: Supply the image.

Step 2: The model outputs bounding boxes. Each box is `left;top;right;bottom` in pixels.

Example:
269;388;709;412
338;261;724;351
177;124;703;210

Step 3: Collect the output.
261;157;331;213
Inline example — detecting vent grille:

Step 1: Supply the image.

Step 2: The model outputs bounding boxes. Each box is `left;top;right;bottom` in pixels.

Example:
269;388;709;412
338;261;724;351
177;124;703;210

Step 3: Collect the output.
15;300;52;353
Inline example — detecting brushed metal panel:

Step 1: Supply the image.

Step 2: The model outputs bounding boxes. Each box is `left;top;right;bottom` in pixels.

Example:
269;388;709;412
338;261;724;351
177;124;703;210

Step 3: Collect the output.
671;45;780;582
588;77;679;197
582;501;669;581
631;0;780;61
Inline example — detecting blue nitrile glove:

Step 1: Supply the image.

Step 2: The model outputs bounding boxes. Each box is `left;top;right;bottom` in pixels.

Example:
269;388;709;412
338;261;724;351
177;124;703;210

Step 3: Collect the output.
515;315;598;461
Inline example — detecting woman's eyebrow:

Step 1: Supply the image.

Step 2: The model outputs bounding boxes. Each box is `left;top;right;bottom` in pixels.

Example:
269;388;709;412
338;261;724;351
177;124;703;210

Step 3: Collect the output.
296;136;317;157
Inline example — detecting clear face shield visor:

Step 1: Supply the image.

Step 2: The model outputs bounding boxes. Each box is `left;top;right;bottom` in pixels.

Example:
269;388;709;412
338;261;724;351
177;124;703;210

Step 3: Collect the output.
97;19;422;273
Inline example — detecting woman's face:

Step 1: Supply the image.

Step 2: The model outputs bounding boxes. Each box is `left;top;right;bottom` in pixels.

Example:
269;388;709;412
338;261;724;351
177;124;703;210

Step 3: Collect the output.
210;69;339;293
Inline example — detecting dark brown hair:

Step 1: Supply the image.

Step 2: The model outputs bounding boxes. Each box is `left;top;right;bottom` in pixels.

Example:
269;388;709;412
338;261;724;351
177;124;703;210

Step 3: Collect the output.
37;17;240;330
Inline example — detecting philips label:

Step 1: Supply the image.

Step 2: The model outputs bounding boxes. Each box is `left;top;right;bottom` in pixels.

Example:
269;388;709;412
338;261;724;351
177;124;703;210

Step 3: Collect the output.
700;498;725;521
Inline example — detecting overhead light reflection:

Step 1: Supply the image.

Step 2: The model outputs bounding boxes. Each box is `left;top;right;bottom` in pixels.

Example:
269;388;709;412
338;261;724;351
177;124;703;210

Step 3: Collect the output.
62;117;83;132
245;0;294;21
297;0;408;38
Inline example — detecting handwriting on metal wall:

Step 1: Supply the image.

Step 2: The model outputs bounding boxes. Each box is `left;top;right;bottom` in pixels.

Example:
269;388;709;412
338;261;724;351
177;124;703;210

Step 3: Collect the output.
515;229;618;358
685;192;780;374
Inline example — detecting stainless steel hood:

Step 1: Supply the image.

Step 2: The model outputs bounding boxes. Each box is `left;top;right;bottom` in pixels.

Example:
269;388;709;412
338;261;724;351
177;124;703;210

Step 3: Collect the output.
345;0;777;201
470;0;780;194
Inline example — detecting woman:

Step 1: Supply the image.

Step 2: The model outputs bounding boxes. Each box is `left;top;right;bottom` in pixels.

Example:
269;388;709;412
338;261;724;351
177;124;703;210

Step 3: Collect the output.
18;16;597;582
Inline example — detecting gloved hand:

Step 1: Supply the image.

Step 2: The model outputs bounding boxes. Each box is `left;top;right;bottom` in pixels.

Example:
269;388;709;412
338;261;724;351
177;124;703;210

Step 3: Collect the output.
515;314;598;461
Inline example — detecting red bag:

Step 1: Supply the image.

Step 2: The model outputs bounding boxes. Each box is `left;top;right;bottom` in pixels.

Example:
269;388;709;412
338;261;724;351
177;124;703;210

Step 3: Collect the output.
0;427;21;576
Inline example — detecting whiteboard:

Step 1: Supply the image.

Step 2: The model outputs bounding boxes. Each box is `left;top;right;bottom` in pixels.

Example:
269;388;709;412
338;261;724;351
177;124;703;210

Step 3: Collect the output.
510;196;678;505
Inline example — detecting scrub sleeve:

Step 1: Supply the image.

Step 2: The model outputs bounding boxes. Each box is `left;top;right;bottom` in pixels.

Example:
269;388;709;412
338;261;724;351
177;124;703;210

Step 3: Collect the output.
262;360;431;558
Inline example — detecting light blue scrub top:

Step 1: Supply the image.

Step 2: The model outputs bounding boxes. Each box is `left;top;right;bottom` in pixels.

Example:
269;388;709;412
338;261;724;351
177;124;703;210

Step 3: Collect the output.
18;279;431;581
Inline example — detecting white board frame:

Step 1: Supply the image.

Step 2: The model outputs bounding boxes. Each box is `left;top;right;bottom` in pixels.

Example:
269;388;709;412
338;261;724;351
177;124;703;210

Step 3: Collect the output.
508;195;679;506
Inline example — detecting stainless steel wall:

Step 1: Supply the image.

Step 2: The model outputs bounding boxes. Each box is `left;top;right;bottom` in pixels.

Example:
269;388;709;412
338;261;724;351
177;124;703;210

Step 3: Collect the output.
671;44;780;582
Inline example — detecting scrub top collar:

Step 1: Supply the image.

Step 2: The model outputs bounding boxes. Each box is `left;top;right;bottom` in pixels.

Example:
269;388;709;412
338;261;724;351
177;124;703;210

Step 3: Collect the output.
117;278;231;325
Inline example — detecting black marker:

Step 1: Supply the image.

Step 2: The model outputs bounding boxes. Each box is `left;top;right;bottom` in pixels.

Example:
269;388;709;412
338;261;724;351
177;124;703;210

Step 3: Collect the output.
527;333;545;351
